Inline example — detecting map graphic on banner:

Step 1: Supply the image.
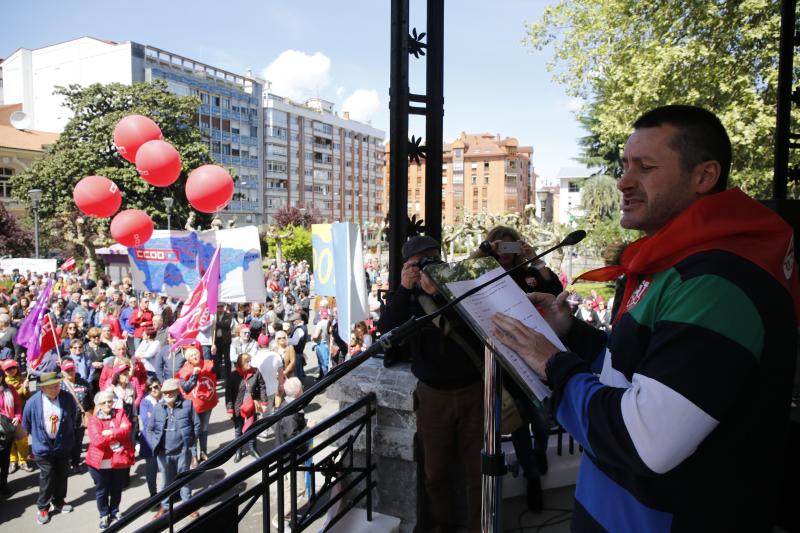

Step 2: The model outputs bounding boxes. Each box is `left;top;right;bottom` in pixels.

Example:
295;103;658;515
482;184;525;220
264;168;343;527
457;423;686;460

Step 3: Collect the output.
127;226;266;302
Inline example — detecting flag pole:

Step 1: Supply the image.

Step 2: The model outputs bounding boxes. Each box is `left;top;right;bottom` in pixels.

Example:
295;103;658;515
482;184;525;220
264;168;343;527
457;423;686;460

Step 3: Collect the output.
50;312;62;366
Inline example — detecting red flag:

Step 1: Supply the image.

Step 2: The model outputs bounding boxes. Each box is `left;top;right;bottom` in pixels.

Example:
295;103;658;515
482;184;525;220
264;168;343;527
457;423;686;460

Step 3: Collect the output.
60;257;76;271
29;313;58;369
169;245;221;351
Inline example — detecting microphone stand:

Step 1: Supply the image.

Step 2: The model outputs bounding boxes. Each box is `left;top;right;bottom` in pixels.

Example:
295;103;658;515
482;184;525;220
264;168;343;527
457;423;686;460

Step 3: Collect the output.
418;229;585;533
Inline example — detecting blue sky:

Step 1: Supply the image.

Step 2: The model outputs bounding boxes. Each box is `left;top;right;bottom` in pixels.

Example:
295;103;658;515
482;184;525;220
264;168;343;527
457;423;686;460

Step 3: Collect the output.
1;0;585;180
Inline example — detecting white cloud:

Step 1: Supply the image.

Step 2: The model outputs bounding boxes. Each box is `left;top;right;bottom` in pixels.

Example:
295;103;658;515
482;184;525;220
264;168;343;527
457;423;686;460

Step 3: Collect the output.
262;50;331;101
336;86;346;98
342;89;380;123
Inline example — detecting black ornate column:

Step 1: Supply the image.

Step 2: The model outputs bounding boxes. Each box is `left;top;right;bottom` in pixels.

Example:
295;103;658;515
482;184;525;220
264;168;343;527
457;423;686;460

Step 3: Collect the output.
388;0;445;290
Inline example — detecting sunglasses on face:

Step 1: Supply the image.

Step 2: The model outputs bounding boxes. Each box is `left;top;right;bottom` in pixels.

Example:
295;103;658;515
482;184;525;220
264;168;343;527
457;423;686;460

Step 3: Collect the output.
150;385;161;390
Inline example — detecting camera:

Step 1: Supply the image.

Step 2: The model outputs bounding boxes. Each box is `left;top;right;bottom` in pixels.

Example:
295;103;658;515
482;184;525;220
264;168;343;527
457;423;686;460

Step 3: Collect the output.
498;241;522;254
417;255;444;271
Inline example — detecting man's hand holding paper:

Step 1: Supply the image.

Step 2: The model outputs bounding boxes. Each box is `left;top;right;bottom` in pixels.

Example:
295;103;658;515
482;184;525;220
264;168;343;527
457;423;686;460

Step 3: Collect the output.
492;291;574;378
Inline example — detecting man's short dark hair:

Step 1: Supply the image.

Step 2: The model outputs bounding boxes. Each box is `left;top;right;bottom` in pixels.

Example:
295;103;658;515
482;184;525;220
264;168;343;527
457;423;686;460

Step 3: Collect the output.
633;105;731;193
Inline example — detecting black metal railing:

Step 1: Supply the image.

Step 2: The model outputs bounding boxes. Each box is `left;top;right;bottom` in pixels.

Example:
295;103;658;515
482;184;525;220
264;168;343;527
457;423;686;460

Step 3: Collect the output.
142;393;376;533
108;342;386;532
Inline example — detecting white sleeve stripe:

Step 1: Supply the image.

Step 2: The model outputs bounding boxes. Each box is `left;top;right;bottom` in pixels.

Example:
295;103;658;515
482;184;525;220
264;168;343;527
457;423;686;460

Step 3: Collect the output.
620;373;719;474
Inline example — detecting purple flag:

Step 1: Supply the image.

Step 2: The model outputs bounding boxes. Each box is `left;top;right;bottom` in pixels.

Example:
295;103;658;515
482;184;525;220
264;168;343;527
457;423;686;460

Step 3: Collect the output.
15;278;54;365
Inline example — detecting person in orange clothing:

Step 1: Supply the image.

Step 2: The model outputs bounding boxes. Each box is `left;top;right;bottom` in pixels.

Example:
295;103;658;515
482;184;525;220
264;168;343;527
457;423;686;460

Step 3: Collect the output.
85;389;135;530
178;347;217;461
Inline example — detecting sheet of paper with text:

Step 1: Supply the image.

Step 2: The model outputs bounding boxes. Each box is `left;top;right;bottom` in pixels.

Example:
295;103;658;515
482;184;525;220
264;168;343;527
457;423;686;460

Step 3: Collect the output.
445;266;566;400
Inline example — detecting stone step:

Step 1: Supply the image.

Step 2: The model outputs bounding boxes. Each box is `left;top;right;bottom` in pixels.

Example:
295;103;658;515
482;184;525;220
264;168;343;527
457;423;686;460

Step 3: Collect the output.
325;508;402;533
501;437;582;498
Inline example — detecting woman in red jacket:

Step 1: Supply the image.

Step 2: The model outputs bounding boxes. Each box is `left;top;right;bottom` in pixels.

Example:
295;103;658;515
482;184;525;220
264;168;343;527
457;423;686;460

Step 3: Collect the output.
86;389;135;530
178;346;218;461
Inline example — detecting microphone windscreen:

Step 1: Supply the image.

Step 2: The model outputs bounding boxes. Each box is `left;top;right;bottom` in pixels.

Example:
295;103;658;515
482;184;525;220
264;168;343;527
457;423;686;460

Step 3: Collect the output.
561;230;587;246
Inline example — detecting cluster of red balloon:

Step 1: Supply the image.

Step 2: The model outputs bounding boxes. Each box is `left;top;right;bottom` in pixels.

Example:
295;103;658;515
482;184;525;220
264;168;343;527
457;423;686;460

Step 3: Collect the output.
71;114;236;248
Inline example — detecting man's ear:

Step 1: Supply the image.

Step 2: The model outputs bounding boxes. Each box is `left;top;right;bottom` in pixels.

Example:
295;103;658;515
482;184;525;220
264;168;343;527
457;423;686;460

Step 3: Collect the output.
694;160;722;194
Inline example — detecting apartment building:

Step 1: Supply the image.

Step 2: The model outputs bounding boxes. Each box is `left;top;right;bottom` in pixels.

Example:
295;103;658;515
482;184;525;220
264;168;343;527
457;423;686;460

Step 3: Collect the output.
0;37;264;225
263;95;385;224
384;132;533;225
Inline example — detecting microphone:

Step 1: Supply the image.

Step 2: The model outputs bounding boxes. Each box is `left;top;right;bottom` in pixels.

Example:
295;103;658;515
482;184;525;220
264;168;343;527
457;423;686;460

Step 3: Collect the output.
420;229;586;321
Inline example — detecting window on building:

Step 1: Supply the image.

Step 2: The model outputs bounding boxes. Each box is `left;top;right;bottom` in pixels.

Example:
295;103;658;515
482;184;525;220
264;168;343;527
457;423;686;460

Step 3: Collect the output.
213;96;221;107
231;126;240;135
508;160;516;169
211;117;221;129
0;168;13;198
569;181;581;193
199;114;210;128
222;144;231;155
200;93;209;104
471;175;477;184
454;148;463;159
222;98;230;109
222;119;231;132
232;148;240;157
484;161;490;169
250;126;258;138
211;141;221;153
484;175;490;185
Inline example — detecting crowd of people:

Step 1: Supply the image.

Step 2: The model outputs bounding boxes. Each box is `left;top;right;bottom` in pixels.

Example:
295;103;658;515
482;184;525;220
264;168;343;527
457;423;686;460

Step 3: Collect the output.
0;259;381;529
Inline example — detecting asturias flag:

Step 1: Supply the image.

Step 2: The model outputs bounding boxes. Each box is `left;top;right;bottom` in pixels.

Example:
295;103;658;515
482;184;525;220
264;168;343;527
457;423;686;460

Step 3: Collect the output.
169;244;221;351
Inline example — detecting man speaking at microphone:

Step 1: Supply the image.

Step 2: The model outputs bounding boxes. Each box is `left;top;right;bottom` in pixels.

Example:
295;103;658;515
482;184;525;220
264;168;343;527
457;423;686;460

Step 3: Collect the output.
493;105;799;532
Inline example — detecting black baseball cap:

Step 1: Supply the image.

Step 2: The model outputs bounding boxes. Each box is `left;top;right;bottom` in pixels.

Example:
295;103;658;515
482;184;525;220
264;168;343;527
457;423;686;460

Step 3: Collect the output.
401;235;440;261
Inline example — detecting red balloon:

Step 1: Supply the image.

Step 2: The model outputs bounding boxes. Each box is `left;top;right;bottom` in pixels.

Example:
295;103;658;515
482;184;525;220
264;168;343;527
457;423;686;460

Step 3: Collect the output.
185;165;234;213
110;209;154;247
73;175;122;218
135;140;182;187
113;115;162;163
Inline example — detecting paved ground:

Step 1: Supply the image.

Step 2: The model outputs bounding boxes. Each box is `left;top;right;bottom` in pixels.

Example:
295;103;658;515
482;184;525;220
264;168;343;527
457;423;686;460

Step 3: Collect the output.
0;352;341;532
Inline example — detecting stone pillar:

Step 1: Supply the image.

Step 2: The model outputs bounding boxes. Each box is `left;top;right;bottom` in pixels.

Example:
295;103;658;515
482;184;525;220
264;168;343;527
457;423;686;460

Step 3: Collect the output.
327;358;418;533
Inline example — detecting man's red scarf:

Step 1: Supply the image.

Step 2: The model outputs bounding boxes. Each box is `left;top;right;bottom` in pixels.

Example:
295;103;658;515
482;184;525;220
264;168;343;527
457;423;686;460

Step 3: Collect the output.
577;188;800;324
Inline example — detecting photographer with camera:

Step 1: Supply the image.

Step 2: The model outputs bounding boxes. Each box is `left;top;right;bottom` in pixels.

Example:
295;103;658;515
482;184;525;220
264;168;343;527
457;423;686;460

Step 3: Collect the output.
376;235;483;532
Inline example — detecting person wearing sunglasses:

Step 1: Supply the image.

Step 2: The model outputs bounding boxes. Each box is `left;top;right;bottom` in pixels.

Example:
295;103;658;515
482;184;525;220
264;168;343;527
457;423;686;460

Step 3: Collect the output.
138;377;162;498
229;325;257;368
85;389;135;530
273;331;296;379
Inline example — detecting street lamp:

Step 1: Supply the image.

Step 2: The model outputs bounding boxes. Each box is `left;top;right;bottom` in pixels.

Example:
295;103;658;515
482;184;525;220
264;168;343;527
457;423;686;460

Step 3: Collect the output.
164;197;174;231
28;189;42;259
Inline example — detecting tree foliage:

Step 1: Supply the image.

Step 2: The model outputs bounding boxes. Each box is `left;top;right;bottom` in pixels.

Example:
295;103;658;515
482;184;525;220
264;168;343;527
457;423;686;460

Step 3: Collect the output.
11;81;216;273
526;0;792;198
272;205;323;229
266;225;312;265
0;203;34;257
574;115;623;178
580;174;621;221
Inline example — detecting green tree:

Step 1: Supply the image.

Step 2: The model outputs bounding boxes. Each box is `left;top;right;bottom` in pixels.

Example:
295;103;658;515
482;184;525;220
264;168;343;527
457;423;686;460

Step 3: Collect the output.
526;0;792;199
580;174;621;222
0;202;34;257
575;114;623;178
11;81;215;277
267;225;312;266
